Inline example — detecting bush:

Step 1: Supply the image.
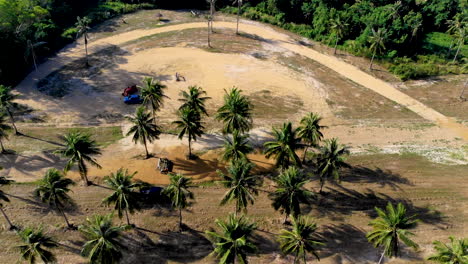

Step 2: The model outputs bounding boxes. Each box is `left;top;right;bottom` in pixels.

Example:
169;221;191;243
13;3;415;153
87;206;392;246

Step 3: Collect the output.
61;27;78;40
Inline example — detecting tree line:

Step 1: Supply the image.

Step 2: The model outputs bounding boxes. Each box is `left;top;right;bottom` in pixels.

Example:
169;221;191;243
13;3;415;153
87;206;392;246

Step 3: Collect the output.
0;78;466;263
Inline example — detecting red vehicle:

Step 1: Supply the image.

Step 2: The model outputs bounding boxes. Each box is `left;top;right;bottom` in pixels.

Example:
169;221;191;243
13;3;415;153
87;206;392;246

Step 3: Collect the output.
122;85;138;96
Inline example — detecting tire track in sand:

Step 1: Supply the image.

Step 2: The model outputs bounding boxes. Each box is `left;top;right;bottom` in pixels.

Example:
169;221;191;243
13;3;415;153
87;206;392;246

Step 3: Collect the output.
16;21;468;140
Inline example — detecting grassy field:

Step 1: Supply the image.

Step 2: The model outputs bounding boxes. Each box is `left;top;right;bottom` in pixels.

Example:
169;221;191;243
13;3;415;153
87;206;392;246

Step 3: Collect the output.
0;153;466;263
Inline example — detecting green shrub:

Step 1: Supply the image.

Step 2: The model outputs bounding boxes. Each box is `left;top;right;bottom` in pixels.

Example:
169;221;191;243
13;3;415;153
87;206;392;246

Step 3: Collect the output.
61;27;78;39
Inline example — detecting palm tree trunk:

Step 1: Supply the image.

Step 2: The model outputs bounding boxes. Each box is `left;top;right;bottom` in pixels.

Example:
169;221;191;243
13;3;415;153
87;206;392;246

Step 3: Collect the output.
179;207;183;231
6;108;18;135
236;1;241;34
58;206;72;228
0;138;6;153
78;160;90;186
377;250;385;264
143;136;150;159
125;209;131;226
370;50;376;70
188;137;192;159
319;177;325;193
207;20;211;48
334;37;339;55
446;39;454;58
453;38;463;63
31;44;38;72
84;35;89;67
302;146;309;163
0;206;15;230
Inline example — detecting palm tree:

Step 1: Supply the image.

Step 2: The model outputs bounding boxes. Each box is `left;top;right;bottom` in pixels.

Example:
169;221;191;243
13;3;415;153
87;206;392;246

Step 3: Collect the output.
270;167;314;223
297;112;327;163
17;227;58;264
163;173;194;231
264;122;302;169
235;0;244;34
0;176;15;230
79;214;130;264
207;0;217;33
219;159;261;215
216;87;253;134
56;131;102;186
173;107;204;159
446;16;463;58
34;169;75;228
0;113;12;153
428;236;468;264
316;138;350;193
222;130;253;162
206;213;257;264
0;85;20;134
367;202;419;264
178;85;211;116
140;77;167;121
368;27;387;70
126;106;161;159
75;16;92;67
278;216;324;264
452;24;466;63
102;169;142;226
330;15;348;55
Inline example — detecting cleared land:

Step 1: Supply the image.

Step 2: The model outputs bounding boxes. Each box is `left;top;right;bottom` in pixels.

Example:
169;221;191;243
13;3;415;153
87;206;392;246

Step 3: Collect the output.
1;9;467;264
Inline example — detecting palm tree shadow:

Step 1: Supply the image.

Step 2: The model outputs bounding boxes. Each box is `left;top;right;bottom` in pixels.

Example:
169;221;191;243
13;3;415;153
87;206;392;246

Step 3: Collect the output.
173;157;221;180
19;133;64;147
341;166;412;190
252;232;278;255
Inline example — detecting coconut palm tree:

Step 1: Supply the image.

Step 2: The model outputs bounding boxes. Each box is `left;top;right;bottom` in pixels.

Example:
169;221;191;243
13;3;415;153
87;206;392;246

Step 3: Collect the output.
316;138;350;193
173;107;204;159
163;173;194;231
222;130;253;162
0;113;12;153
270;166;314;223
179;85;211;116
368;27;387;70
140;77;167;122
56;131;102;186
207;0;217;33
216;87;253;134
428;236;468;264
234;0;243;34
264;122;302;169
17;227;58;264
452;24;466;63
330;15;348;55
278;215;324;264
219;159;261;215
206;213;257;264
297;112;327;163
0;176;15;230
126;106;161;159
79;213;130;264
102;169;142;226
75;16;92;67
367;202;419;264
0;85;20;135
34;169;75;228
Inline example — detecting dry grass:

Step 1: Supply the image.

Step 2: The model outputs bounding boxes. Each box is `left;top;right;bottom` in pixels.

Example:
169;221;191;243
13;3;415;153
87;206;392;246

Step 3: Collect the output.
0;154;466;263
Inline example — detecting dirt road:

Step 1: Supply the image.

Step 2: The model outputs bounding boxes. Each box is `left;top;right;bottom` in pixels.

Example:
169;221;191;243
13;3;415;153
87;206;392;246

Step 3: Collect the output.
15;20;468;140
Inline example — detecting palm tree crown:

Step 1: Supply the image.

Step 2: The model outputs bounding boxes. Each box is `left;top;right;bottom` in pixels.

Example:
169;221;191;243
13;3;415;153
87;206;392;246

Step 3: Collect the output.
270;166;314;223
79;213;130;264
368;27;387;69
102;169;142;225
34;169;75;228
206;213;257;264
264;122;302;169
428;236;468;264
17;227;58;264
216;87;253;134
222;130;253;162
297;112;326;162
140;77;167;118
316;138;350;193
367;202;419;260
179;85;211;116
163;173;194;231
0;85;20;134
173;107;204;158
219;159;261;214
0;113;12;153
126;106;161;158
56;131;102;185
279;215;324;264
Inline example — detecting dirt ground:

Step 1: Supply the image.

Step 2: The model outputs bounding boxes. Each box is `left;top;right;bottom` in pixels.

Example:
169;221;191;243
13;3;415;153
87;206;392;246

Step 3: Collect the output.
2;9;467;264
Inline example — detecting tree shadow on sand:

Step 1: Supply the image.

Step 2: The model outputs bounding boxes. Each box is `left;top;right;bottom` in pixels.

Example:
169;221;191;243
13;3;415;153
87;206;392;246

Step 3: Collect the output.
341;166;412;190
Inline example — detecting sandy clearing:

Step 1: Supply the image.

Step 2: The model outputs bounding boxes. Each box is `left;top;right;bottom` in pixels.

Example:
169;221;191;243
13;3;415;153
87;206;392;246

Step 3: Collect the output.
15;20;468;140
